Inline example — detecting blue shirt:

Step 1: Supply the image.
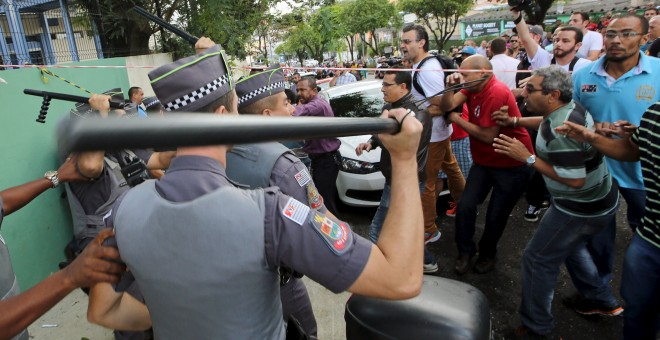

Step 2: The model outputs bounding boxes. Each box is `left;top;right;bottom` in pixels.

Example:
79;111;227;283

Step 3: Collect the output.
572;52;660;190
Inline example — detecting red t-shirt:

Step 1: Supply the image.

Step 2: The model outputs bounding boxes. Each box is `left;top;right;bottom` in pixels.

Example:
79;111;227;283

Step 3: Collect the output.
460;76;533;167
450;104;469;141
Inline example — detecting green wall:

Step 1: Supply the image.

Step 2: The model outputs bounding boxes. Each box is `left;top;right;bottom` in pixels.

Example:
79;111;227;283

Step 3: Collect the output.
0;57;129;289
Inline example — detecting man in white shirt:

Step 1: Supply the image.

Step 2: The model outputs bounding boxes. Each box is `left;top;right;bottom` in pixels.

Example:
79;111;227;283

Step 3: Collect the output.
489;37;520;89
569;12;603;61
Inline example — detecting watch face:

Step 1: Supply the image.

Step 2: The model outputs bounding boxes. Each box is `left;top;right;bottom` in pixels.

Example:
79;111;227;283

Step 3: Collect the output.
45;171;57;178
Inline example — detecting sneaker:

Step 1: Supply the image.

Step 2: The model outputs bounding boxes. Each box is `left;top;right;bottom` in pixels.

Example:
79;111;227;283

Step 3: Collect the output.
446;201;457;217
424;230;441;244
423;261;439;273
524;205;542;222
567;298;624;316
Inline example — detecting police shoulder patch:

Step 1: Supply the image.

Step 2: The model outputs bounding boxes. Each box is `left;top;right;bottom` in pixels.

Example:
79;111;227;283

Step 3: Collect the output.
281;197;310;226
306;183;324;210
309;212;353;255
294;168;311;187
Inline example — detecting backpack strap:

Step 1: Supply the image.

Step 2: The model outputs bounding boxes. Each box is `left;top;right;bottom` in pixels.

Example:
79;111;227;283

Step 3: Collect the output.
550;56;580;72
412;56;435;97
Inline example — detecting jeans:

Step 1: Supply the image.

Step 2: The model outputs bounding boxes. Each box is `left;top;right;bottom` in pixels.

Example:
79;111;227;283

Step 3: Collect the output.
571;186;647;293
519;205;618;335
621;234;660;340
310;151;340;215
455;164;529;259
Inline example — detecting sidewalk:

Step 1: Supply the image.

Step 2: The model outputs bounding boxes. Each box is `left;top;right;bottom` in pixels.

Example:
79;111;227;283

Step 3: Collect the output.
28;278;350;339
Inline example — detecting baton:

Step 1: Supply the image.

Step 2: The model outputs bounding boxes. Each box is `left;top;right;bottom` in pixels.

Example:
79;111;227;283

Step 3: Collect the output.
24;89;125;108
133;6;198;45
413;76;490;106
58;115;400;153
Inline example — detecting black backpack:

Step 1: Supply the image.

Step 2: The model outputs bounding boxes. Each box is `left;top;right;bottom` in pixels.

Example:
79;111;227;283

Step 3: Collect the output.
412;55;458;97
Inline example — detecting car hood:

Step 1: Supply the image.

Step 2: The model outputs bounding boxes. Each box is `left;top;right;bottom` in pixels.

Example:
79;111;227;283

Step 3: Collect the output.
338;135;382;163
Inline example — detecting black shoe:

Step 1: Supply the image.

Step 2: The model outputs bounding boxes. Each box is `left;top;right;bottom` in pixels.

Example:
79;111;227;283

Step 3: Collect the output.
565;296;624;316
505;326;552;339
454;254;474;275
524;205;542;222
473;256;497;274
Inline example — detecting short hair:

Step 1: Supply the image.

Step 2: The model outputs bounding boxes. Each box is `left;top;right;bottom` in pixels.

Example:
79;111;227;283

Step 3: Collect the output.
384;65;412;90
284;88;297;104
298;76;317;89
293;72;300;77
572;12;589;22
614;14;649;34
402;24;430;52
490;38;507;55
197;90;236;113
556;26;584;43
533;65;573;103
128;86;141;98
645;8;658;15
240;93;280;115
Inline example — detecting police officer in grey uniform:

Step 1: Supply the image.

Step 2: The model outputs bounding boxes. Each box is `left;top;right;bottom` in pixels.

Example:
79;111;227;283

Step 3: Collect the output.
87;42;425;340
1;157;125;340
233;64;320;336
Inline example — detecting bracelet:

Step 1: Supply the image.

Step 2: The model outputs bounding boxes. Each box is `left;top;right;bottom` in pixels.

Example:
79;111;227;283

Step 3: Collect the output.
513;116;519;127
513;15;522;25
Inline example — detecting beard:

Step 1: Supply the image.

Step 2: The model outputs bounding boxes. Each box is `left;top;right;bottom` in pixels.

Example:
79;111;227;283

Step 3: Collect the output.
553;46;576;59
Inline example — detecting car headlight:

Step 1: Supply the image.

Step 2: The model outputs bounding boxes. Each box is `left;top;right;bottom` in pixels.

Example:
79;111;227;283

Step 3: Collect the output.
341;157;380;174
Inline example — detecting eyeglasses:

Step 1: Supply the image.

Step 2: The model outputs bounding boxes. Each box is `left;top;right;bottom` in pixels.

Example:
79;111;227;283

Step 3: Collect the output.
524;85;545;94
381;82;398;88
401;39;419;45
604;31;643;39
510;40;519;43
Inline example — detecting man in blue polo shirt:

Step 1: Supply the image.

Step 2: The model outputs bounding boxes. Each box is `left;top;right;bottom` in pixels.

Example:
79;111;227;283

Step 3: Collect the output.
570;13;660;314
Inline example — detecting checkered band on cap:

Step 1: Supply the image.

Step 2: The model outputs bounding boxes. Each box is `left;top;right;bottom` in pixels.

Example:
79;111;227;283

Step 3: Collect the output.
149;45;233;113
163;73;230;112
235;66;286;110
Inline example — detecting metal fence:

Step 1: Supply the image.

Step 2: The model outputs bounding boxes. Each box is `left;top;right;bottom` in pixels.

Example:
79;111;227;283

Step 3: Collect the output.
0;0;102;67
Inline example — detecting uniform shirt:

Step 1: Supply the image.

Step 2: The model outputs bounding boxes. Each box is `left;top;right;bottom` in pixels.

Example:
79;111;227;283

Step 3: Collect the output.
0;198;29;340
632;102;660;248
460;76;533;168
335;72;357;86
109;156;371;292
577;30;603;59
528;48;591;73
535;101;618;217
490;53;521;89
411;57;452;142
69;149;152;215
572;52;660;190
293;95;341;154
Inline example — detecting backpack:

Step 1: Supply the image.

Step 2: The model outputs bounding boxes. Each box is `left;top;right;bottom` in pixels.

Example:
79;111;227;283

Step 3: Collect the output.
412;55;458;97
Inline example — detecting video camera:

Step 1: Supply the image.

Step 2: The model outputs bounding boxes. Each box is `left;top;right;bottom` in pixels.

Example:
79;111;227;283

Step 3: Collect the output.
120;154;150;187
508;0;532;11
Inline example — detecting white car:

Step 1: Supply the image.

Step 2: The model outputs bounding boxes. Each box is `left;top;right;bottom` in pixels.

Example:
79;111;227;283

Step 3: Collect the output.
303;59;319;67
319;80;386;207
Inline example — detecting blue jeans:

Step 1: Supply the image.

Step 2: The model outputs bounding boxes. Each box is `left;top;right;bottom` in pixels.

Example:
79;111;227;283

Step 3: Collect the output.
455;164;529;258
370;182;436;264
621;234;660;340
519;205;619;335
570;187;646;293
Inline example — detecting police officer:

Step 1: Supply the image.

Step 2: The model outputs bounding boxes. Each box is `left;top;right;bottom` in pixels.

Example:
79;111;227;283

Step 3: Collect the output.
233;64;321;336
87;43;425;339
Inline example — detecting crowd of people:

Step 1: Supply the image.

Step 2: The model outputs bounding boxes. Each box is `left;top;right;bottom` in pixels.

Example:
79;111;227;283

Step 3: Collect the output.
1;4;660;340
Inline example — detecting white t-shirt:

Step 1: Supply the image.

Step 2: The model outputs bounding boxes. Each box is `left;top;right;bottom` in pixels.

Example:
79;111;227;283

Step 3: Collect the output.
529;48;592;72
411;57;452;142
490;54;520;89
577;30;603;59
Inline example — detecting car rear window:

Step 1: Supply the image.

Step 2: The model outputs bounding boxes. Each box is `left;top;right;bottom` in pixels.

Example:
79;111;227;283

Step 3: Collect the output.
329;87;384;118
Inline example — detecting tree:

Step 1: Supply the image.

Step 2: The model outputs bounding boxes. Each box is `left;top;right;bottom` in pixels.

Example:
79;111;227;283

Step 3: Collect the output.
398;0;473;51
344;0;397;56
276;25;309;66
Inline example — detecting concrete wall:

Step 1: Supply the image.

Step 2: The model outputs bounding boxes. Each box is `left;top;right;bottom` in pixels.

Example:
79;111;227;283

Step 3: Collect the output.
0;57;129;288
125;53;172;97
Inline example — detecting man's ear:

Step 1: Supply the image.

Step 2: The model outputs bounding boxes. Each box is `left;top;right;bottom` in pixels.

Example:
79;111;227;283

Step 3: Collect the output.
213;105;228;115
575;42;583;52
262;108;272;116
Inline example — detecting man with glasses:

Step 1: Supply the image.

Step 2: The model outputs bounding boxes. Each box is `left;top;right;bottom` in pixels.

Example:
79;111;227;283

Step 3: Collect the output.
570;13;660;316
400;25;465;263
492;66;622;338
509;35;523;61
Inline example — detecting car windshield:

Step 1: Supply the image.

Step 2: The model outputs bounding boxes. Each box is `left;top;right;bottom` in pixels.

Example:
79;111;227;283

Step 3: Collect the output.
329;87;384;118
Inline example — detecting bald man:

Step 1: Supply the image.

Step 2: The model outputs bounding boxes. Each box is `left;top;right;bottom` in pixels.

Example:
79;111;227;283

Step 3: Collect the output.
439;55;534;275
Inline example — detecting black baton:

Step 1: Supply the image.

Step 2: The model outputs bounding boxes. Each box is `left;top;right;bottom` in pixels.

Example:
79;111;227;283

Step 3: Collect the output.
58;115;400;153
133;6;199;45
24;89;125;109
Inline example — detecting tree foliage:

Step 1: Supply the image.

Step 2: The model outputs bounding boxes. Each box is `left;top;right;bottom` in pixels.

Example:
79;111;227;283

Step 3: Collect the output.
398;0;473;51
343;0;397;56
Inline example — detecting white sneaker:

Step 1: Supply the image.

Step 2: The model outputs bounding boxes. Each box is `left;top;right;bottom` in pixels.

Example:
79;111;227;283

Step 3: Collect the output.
423;261;439;273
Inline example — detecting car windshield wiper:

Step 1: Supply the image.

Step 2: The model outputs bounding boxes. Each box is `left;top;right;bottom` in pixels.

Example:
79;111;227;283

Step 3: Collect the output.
413;76;490;107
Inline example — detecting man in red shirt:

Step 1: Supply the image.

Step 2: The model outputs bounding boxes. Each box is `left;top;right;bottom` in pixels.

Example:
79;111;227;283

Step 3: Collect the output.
439;55;533;275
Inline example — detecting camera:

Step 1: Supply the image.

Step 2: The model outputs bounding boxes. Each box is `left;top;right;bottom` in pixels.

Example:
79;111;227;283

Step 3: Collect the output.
508;0;532;10
120;155;149;187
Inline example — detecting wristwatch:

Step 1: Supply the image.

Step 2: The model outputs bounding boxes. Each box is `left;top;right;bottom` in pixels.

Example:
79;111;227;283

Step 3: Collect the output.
526;155;536;168
44;170;60;188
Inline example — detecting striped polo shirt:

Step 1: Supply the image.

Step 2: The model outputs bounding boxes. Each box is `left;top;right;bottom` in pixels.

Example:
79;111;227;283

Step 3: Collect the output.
536;101;618;217
632;102;660;248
